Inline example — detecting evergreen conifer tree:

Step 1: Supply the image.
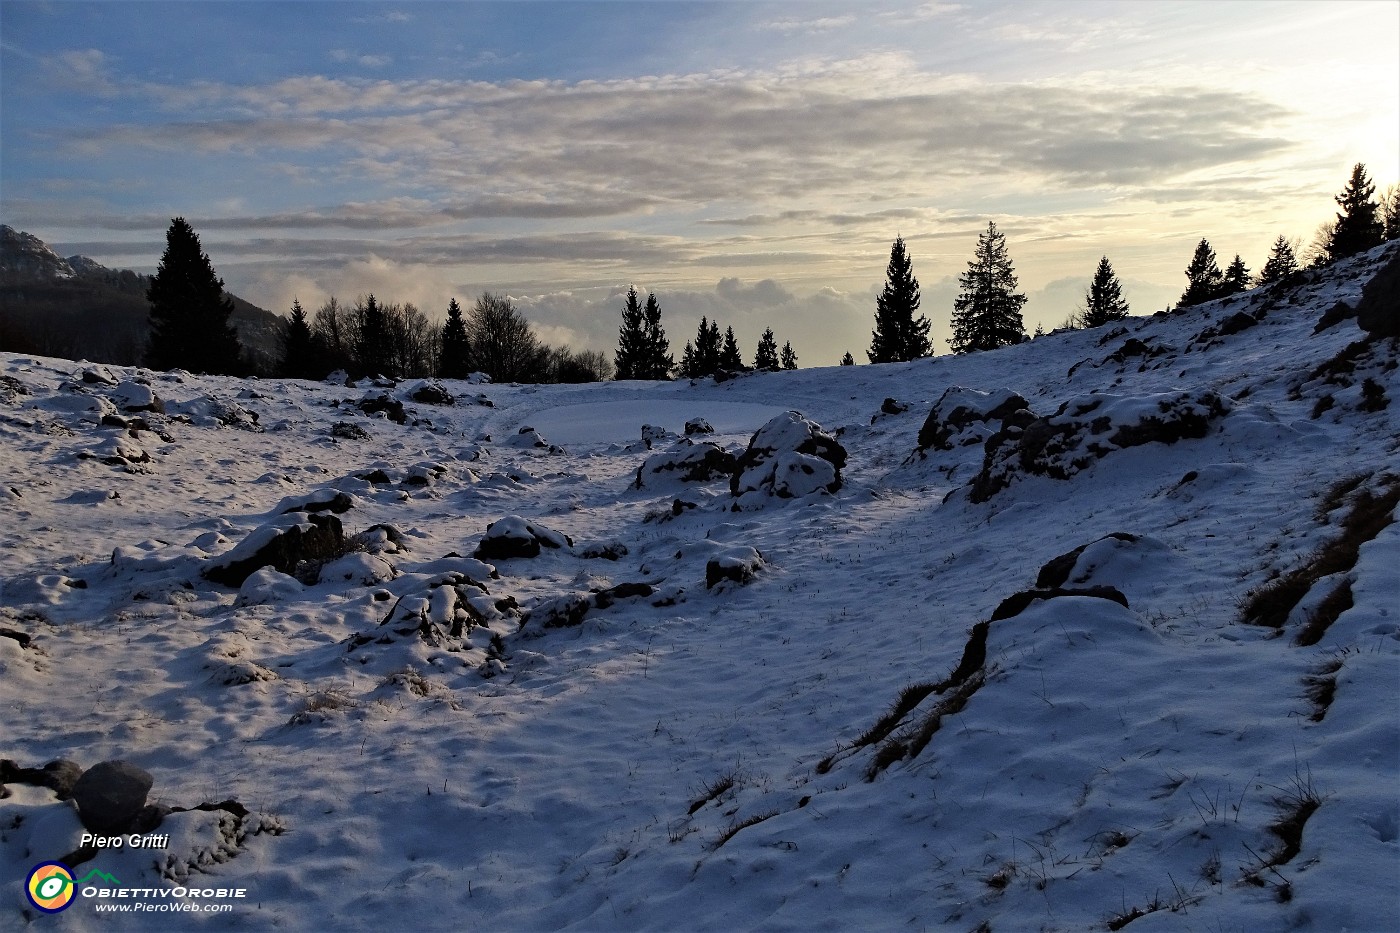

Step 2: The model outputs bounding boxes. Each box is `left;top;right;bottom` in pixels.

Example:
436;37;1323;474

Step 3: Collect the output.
1258;236;1300;284
1177;239;1225;308
948;222;1027;353
1328;163;1383;260
840;351;855;366
146;217;243;373
720;326;744;371
1080;256;1130;328
613;286;647;380
280;298;316;378
703;319;721;374
355;294;391;377
780;341;798;370
679;341;697;378
641;292;673;379
1382;184;1400;242
689;316;722;378
1221;254;1252;296
869;236;930;363
439;297;471;378
754;328;780;369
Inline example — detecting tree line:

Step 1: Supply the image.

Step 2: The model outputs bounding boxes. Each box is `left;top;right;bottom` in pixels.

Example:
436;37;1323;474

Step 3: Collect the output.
856;161;1400;363
278;291;610;384
143;219;801;383
139;161;1397;380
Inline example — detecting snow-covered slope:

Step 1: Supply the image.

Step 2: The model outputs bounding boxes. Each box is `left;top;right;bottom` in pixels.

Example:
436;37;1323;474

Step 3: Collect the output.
3;244;1397;932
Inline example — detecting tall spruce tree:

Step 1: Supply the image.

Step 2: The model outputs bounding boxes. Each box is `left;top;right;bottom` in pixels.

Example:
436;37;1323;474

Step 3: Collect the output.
146;217;243;373
720;326;744;371
1080;256;1130;328
687;316;722;378
702;319;721;374
869;236;930;363
948;222;1027;353
439;297;471;378
613;286;647;380
780;341;798;370
754;328;780;369
280;298;316;378
1328;163;1383;261
641;292;673;379
1177;239;1225;308
1221;254;1252;296
679;341;698;378
1258;236;1300;284
355;294;391;377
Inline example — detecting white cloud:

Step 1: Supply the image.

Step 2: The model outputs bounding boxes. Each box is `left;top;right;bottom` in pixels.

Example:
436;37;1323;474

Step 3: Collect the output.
758;15;857;33
329;50;392;68
912;2;963;18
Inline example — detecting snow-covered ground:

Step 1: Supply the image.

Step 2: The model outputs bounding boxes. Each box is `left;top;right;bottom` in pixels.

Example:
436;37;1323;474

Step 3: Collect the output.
3;244;1398;932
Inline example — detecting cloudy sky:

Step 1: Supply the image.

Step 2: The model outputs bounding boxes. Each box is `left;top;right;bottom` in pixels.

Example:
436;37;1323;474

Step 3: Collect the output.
3;1;1397;364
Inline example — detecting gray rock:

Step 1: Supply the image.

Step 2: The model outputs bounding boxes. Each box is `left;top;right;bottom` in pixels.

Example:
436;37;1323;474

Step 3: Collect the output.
71;760;154;834
1356;248;1400;338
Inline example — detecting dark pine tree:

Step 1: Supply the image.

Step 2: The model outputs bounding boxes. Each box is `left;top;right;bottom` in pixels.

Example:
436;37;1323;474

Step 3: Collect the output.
949;222;1027;353
641;292;673;379
1328;163;1384;261
1258;236;1299;285
719;326;744;371
840;351;855;366
1221;254;1252;296
613;286;647;380
280;298;317;378
439;297;471;378
1177;239;1225;308
688;316;722;378
146;217;243;373
679;340;698;378
1080;256;1130;328
754;327;780;370
780;341;798;370
354;294;392;377
703;319;721;375
869;236;930;363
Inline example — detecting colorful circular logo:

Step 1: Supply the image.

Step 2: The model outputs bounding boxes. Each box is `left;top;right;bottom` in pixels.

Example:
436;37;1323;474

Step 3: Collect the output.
26;862;76;913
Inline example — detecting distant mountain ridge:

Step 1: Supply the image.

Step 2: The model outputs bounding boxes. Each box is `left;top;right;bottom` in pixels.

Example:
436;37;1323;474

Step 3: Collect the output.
0;224;282;371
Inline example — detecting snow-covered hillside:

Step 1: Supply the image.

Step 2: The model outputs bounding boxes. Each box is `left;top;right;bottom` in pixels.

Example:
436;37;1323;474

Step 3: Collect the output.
3;244;1398;932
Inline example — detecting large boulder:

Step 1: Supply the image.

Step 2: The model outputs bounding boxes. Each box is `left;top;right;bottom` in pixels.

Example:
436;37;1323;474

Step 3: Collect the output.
505;426;564;453
168;395;261;430
730;411;847;500
916;387;1031;452
70;760;154;834
110;380;164;413
405;380;454;405
473;516;572;560
204;512;346;586
1355;247;1400;338
355;393;407;424
970;390;1231;503
641;424;676;449
634;439;737;489
706;545;765;588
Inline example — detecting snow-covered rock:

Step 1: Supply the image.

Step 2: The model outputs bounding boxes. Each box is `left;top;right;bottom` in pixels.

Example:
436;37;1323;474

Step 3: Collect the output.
473;515;572;559
730;410;846;502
